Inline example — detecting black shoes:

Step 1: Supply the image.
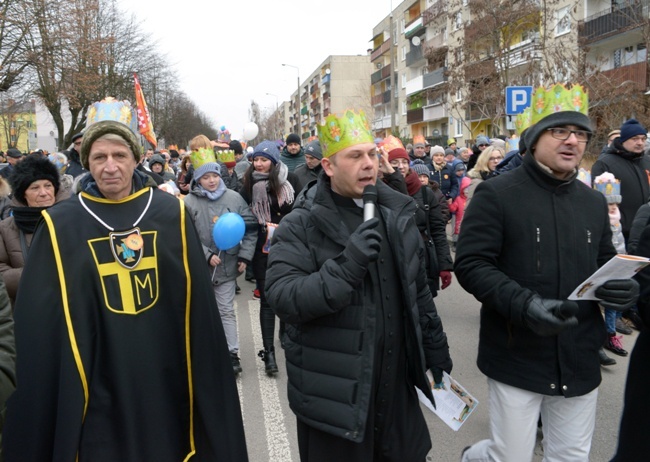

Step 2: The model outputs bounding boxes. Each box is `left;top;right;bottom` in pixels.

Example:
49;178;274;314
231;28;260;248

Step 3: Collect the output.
615;318;633;335
258;348;278;375
599;347;617;366
231;353;242;375
623;310;644;331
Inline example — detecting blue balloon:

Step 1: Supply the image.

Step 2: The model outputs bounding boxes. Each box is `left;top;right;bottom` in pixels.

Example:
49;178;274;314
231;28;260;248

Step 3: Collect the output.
212;213;246;250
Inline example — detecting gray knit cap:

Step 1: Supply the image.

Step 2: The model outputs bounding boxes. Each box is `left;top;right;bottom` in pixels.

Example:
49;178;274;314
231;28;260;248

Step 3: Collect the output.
80;120;141;169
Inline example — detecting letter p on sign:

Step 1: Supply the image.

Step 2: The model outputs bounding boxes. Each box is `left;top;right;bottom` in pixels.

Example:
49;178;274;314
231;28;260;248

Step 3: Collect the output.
505;86;532;115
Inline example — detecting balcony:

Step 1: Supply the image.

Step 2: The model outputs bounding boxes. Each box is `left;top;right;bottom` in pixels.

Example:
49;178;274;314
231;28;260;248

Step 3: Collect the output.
495;38;542;71
372;90;391;106
371;64;391;85
407;107;424;124
406;76;423;96
424;104;447;122
578;3;649;44
422;0;446;26
465;102;497;122
310;83;319;94
423;67;447;89
424;32;447;50
371;40;390;61
405;16;424;39
322;73;330;84
406;45;425;67
600;61;648;91
372;115;392;131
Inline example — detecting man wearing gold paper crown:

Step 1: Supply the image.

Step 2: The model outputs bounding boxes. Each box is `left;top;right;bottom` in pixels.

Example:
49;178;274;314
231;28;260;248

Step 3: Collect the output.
455;84;639;462
265;109;452;461
2;107;248;461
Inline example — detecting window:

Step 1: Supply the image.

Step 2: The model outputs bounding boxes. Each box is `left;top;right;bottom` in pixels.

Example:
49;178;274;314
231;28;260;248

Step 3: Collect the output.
400;18;405;34
555;6;570;36
393;22;398;45
422;126;428;138
455;118;464;137
624;46;635;65
402;101;407;115
401;73;406;89
402;46;407;61
638;43;647;63
456;88;462;101
454;12;462;31
613;48;622;68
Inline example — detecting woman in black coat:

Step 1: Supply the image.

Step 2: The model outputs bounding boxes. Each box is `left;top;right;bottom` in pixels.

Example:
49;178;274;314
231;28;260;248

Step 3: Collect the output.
240;140;300;375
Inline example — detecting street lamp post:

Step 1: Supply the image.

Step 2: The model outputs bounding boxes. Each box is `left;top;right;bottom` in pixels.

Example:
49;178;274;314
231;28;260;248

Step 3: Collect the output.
265;93;279;140
282;63;300;138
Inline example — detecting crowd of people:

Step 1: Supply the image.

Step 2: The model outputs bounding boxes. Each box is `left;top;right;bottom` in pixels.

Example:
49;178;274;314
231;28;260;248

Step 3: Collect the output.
0;82;646;461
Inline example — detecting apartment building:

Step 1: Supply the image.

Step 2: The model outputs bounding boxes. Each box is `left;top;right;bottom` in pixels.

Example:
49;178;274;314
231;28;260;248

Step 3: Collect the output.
370;0;649;146
282;55;372;142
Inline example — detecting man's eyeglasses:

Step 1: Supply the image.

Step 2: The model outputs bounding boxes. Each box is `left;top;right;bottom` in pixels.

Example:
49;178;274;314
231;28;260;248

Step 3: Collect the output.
546;128;591;143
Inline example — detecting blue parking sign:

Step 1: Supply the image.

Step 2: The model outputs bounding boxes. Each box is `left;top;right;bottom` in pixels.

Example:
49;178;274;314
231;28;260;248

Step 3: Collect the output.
506;86;533;115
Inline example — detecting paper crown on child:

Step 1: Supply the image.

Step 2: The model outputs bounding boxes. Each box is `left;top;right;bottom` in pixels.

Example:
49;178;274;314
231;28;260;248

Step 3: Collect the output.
190;147;217;170
593;172;622;204
515;83;589;134
86;97;138;134
217;150;236;168
380;135;405;153
317;109;374;158
576;168;592;187
217;126;231;144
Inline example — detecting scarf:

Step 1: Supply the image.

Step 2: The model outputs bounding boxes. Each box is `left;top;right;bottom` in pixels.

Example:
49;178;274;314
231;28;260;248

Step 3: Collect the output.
196;179;227;201
405;170;422;196
432;161;446;172
609;206;621;227
251;162;295;225
13;206;48;234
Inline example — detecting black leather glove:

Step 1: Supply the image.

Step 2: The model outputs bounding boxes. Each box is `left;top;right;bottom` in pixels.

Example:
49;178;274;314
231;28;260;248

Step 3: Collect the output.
340;218;382;282
595;279;640;312
523;296;579;336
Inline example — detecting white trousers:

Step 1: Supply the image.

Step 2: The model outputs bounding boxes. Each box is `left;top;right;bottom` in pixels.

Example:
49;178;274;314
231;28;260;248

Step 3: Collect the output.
462;378;597;462
213;280;238;354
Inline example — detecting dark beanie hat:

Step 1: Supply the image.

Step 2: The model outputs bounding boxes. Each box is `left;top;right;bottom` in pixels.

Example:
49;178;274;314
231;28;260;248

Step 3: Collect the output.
286;133;301;146
169;149;179;159
71;132;83;142
10;153;60;205
524;111;592;152
305;140;323;160
229;140;243;155
620;118;647;143
80;121;141;169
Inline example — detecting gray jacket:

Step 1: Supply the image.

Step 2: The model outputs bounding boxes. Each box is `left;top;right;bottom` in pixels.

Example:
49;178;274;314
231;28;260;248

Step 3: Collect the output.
184;187;257;283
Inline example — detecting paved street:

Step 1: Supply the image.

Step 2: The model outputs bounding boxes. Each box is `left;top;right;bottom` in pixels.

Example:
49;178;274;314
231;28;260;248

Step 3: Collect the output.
232;273;632;462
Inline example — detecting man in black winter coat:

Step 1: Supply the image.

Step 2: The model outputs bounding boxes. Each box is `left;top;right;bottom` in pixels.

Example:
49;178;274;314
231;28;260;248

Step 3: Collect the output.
592;118;650;243
266;110;452;462
455;85;639;462
62;132;87;178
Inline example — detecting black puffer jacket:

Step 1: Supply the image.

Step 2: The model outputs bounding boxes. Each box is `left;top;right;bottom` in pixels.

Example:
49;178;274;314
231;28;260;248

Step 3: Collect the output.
591;140;650;240
265;177;451;442
455;153;616;397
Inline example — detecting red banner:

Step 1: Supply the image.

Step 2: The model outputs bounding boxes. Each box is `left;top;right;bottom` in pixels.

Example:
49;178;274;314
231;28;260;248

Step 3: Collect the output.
133;73;157;148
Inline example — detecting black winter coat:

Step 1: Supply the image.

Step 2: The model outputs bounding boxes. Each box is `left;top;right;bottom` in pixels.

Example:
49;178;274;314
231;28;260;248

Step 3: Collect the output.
455;153;616;397
265;177;451;442
592;140;650;241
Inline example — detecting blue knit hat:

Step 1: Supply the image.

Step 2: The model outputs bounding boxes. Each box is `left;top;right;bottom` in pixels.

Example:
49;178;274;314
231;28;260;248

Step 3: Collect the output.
253;140;280;164
194;162;221;182
620;118;647;143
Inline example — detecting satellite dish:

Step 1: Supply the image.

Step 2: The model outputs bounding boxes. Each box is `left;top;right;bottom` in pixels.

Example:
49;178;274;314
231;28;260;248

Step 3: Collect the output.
411;36;421;46
325;69;331;75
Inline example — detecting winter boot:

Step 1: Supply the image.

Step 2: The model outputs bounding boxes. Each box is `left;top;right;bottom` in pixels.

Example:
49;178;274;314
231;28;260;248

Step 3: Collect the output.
258;347;278;376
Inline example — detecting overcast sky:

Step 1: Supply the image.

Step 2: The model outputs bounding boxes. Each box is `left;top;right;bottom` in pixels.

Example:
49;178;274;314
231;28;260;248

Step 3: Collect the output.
119;0;393;140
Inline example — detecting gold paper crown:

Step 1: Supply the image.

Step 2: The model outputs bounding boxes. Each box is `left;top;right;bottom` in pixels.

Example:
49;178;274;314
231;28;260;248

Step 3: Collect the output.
317;109;374;158
86;97;138;134
380;135;405;153
190;148;216;170
515;83;589;134
217;150;235;164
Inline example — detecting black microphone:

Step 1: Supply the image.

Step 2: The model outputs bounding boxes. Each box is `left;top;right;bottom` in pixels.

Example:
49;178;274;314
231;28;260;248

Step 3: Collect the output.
363;184;377;222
